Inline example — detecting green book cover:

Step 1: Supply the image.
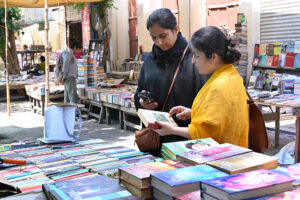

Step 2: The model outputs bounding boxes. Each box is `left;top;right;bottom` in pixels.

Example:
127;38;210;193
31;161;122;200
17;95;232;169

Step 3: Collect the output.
162;138;219;159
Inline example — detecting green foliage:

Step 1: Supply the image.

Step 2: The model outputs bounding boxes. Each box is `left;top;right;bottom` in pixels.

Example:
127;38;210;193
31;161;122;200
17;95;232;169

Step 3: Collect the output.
69;0;115;13
0;7;22;57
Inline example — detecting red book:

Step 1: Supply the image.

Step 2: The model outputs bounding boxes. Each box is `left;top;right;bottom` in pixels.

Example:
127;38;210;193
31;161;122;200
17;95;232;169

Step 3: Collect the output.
271;55;279;67
285;52;296;67
254;44;260;54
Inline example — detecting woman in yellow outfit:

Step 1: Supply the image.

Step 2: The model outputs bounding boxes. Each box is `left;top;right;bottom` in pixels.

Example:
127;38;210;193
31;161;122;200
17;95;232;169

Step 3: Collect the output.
155;26;249;148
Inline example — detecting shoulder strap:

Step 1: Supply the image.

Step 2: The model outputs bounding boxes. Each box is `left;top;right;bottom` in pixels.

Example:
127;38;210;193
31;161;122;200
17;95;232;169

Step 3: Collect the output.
162;46;189;111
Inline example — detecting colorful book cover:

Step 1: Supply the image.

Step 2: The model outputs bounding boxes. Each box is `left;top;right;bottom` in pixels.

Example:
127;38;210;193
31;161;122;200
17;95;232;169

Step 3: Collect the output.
295;41;300;53
177;143;251;165
288;41;295;53
119;159;191;181
207;152;278;175
272;163;300;185
259;55;268;66
254;44;260;54
278;54;286;67
162;138;219;159
151;165;227;187
281;42;289;54
248;186;300;200
260;44;267;55
174;190;201;200
293;53;300;68
200;169;294;196
268;44;274;56
271;55;279;67
265;56;274;67
273;42;282;55
285;52;296;67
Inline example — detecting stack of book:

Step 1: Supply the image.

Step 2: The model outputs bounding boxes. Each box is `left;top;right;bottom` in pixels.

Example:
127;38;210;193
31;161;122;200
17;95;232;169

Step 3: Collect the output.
150;165;227;200
235;21;248;82
118;160;191;199
161;138;219;160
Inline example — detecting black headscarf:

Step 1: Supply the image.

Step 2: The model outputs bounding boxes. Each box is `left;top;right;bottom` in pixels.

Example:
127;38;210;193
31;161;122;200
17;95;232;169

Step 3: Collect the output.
152;32;188;68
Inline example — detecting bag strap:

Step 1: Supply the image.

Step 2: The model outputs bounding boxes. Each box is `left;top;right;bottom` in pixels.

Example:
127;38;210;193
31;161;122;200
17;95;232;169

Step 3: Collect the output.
63;106;82;139
246;90;254;103
162;46;188;111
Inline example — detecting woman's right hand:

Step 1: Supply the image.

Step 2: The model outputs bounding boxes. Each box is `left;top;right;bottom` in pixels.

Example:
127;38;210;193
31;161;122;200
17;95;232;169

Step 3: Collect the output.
169;106;191;121
139;98;158;110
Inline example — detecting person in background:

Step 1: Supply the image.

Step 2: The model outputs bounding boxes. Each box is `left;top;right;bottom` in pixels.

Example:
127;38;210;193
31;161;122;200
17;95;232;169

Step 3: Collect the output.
134;8;210;156
38;56;46;73
155;26;249;148
55;42;81;103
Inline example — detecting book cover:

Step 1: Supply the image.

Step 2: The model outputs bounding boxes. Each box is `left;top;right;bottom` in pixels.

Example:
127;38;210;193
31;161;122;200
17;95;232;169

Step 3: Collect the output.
252;54;260;67
176;143;252;165
268;44;274;56
137;108;177;129
295;41;300;53
118;160;191;187
265;56;274;67
293;53;300;68
278;54;286;67
248;186;300;200
248;75;258;89
259;55;268;66
281;42;289;54
162;138;219;159
207;152;278;175
200;169;295;200
120;178;152;199
273;42;281;55
254;44;260;54
174;190;201;200
260;44;267;55
271;55;279;67
285;52;296;67
272;163;300;185
288;41;295;53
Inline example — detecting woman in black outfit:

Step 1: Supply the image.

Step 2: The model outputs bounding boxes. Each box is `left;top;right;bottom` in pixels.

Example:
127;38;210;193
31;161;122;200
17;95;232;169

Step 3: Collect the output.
134;8;210;156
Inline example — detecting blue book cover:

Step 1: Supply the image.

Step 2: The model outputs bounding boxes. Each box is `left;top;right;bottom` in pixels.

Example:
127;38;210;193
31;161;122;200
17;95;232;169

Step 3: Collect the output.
272;163;300;185
259;55;268;66
201;169;294;195
293;53;300;68
152;165;227;187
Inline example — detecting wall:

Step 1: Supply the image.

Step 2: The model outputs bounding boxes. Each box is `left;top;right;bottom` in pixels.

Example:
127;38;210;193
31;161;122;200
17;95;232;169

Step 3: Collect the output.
110;0;130;70
16;7;66;53
239;0;260;82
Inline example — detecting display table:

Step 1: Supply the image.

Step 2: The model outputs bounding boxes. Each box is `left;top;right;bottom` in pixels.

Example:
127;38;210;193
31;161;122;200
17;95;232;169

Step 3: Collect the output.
256;100;300;163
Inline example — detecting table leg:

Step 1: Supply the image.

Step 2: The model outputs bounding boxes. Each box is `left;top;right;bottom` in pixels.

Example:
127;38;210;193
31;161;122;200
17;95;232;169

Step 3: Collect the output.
296;116;300;163
106;106;111;125
42;100;45;116
275;107;280;147
119;110;123;129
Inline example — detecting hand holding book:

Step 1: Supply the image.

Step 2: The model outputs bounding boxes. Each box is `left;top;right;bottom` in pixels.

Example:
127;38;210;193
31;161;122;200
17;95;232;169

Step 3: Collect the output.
138;90;158;110
169;106;191;121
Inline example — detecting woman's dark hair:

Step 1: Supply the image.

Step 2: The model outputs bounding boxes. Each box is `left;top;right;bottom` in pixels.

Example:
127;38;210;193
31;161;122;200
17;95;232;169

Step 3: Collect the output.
146;8;177;30
40;56;45;62
190;26;241;64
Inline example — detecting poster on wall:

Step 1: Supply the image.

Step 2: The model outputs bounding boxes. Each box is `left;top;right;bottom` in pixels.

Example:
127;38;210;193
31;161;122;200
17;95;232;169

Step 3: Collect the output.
82;3;91;54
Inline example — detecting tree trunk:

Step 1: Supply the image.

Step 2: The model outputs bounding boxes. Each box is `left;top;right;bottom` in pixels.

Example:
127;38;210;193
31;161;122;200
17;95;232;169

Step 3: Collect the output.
1;31;20;74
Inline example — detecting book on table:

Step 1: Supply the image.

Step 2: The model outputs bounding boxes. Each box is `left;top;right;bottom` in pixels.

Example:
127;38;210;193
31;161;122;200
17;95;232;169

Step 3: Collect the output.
137;108;177;129
176;143;252;165
272;163;300;186
247;186;300;200
150;165;227;198
200;169;295;200
161;138;219;159
207;151;278;175
173;190;201;200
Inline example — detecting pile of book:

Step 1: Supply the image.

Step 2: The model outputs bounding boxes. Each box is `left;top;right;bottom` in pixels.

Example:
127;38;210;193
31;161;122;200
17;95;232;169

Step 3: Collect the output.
235;22;248;82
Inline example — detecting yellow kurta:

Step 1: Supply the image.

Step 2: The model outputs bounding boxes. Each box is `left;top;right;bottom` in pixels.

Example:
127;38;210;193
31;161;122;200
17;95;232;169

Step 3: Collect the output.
188;63;249;148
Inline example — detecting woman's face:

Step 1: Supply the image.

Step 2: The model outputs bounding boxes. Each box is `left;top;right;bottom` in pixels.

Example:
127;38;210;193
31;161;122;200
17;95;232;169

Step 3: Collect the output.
148;24;178;51
191;45;219;74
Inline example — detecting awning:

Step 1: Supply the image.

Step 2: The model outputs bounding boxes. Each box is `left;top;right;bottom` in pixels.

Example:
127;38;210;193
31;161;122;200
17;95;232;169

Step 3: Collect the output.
0;0;102;8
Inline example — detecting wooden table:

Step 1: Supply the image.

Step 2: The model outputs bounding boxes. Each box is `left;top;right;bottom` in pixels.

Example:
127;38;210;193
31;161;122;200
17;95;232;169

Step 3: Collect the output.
256;100;300;163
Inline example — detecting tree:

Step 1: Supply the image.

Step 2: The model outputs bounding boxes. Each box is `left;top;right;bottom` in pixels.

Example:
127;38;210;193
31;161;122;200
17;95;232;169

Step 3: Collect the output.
0;7;22;74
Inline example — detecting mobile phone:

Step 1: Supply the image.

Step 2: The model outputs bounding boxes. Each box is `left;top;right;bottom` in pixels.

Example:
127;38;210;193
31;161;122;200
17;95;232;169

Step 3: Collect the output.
137;91;154;102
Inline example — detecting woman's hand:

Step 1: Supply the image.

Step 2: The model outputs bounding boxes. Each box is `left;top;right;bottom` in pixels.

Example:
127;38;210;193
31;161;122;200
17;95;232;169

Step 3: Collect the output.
169;106;191;121
154;121;175;136
139;90;158;110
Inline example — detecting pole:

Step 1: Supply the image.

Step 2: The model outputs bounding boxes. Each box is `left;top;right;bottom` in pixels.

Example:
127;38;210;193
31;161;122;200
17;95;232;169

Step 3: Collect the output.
45;0;50;107
5;0;10;116
105;9;112;72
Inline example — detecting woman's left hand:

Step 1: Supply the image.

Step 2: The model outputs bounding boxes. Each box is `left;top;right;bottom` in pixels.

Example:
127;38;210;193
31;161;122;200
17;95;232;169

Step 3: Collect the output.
153;121;175;136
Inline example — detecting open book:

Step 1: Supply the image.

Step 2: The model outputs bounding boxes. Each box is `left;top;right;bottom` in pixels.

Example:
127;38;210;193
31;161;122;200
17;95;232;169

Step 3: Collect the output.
137;109;177;129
